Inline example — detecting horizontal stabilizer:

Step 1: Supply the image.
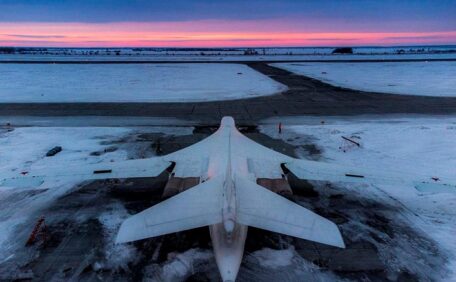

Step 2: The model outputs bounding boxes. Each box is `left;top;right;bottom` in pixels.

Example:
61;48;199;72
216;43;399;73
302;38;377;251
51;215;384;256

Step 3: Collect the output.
235;175;345;248
116;177;223;243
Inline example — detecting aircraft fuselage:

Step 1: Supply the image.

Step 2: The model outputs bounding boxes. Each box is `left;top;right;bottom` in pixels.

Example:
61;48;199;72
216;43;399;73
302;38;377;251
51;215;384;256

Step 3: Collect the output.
208;117;248;281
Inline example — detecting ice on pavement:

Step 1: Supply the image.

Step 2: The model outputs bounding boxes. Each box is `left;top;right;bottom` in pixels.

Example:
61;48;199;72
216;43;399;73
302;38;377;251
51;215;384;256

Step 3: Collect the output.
273;62;456;97
261;115;456;280
0;63;286;102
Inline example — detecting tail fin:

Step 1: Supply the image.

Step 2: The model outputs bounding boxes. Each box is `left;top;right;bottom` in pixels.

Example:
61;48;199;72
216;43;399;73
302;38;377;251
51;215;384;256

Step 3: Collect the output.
235;176;345;248
116;177;223;243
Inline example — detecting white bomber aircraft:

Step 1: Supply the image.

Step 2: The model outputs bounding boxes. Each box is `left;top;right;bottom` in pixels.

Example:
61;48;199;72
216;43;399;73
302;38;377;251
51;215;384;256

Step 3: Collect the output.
2;116;455;281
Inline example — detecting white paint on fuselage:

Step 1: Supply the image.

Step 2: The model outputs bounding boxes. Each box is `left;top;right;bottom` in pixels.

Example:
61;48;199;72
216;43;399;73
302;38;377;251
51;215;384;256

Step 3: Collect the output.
208;117;249;281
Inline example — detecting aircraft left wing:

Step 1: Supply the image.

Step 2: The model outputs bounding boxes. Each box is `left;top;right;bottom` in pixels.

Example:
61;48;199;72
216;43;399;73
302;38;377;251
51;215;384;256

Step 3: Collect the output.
1;158;172;188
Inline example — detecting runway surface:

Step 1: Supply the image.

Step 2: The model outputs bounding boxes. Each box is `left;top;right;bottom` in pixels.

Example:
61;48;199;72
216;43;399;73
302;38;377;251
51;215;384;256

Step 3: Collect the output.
1;62;456;125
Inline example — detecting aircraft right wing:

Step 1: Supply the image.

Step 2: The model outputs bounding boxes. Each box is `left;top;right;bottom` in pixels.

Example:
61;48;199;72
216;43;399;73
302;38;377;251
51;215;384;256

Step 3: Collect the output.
285;159;456;192
236;175;345;248
116;176;224;243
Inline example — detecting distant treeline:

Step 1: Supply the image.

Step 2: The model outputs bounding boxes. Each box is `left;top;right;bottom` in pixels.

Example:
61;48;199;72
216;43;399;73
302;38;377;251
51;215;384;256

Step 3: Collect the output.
0;47;48;54
1;46;455;55
131;48;241;52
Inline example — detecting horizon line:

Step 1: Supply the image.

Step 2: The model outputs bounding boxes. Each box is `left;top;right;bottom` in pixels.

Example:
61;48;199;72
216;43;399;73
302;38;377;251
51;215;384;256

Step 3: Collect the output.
2;43;456;49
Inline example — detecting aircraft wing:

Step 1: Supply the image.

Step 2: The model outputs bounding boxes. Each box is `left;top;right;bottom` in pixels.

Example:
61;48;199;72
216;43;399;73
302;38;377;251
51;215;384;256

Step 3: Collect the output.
116;176;223;243
230;129;293;179
161;118;293;179
163;129;224;178
1;158;171;188
236;175;345;248
285;159;456;190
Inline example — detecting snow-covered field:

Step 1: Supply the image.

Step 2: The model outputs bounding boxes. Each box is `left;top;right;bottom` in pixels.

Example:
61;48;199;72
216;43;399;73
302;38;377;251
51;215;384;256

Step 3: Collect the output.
273;62;456;97
261;116;456;280
0;63;286;102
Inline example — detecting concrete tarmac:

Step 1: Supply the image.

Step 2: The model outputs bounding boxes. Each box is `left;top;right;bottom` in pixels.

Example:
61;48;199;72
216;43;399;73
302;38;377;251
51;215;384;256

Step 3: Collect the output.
0;62;455;125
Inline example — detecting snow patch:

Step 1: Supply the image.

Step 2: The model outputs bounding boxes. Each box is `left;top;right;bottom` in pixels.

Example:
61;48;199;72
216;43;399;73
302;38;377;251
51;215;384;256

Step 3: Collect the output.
273;62;456;97
97;202;138;270
143;248;213;281
243;245;341;281
0;63;286;102
251;247;294;268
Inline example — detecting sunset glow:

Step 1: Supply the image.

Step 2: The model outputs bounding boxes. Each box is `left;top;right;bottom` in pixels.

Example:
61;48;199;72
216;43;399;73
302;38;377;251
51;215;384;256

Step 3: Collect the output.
1;1;455;47
1;22;455;47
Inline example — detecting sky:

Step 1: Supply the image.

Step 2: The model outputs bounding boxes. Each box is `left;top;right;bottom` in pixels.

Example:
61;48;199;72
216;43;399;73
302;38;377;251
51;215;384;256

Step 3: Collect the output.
0;0;455;47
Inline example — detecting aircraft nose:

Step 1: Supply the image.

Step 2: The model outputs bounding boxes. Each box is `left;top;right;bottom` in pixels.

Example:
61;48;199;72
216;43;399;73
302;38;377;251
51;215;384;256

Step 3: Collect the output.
221;116;235;128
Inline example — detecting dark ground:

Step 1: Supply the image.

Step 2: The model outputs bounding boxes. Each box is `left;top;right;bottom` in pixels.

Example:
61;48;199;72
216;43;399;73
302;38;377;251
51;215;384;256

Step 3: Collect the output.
0;62;456;125
0;128;449;281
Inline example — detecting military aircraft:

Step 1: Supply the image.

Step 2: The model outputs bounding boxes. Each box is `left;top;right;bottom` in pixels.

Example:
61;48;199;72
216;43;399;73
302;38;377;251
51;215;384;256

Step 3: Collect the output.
2;116;454;281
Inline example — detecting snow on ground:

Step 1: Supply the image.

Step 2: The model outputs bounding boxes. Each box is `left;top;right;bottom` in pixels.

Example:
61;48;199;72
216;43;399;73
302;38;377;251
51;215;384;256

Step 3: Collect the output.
272;62;456;97
0;126;191;261
0;63;286;102
242;246;341;281
97;201;139;270
2;117;456;280
0;127;130;258
161;249;213;281
142;248;214;281
250;247;294;268
260;116;456;280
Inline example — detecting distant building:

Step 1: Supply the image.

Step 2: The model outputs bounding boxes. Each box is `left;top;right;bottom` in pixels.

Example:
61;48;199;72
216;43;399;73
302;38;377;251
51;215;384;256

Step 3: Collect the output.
332;47;353;54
